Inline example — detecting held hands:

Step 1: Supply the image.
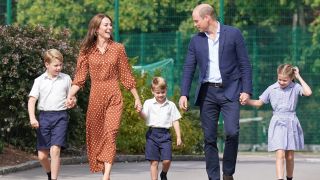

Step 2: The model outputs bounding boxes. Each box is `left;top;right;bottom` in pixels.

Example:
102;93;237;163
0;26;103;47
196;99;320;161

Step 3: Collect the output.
239;92;250;105
65;96;77;109
134;98;142;113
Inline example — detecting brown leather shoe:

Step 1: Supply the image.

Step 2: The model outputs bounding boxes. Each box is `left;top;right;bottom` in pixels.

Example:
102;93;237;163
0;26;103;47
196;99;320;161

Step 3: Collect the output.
223;175;234;180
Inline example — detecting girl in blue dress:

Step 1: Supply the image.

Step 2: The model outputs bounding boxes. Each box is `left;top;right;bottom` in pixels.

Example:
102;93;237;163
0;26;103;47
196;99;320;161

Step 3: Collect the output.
243;64;312;180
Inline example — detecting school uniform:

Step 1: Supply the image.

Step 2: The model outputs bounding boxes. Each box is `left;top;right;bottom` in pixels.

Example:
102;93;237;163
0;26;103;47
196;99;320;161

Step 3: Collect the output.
259;82;304;151
142;97;181;161
29;71;71;150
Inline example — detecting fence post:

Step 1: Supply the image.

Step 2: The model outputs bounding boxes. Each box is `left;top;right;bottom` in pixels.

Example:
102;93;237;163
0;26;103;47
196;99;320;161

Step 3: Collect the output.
219;0;224;24
218;0;225;152
6;0;12;25
292;27;299;65
140;33;145;65
175;31;181;68
114;0;119;42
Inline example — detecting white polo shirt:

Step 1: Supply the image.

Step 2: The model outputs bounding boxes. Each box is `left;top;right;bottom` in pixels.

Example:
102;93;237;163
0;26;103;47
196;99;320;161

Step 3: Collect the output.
142;97;181;129
29;72;71;111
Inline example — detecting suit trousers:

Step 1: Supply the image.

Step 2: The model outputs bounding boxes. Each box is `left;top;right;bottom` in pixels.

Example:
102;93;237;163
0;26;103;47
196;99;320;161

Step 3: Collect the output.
198;84;240;180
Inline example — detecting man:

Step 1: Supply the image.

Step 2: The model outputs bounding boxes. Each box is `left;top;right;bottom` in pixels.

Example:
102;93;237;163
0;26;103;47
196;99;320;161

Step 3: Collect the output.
179;4;252;180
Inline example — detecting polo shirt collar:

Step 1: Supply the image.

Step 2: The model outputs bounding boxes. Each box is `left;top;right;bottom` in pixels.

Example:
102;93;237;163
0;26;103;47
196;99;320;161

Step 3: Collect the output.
44;71;61;79
151;97;169;105
274;81;295;89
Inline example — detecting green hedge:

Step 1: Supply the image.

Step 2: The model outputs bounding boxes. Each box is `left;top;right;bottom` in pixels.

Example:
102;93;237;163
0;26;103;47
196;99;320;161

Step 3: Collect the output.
0;25;85;151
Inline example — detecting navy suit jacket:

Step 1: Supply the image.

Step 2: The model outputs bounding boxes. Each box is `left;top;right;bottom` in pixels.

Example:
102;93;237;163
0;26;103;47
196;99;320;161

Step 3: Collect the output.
181;24;252;106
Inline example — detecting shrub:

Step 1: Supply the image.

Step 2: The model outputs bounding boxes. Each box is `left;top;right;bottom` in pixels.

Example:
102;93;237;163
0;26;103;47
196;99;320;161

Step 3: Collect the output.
0;25;85;151
0;139;3;153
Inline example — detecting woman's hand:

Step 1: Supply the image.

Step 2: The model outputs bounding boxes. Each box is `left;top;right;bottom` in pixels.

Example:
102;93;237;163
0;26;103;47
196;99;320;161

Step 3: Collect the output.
134;98;142;113
66;96;77;109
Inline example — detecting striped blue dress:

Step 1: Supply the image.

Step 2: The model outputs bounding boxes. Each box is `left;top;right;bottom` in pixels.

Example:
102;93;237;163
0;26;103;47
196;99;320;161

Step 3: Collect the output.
259;82;304;151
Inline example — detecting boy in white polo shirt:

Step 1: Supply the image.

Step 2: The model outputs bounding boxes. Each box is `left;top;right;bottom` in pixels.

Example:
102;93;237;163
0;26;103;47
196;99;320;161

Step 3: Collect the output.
139;76;182;180
28;49;75;180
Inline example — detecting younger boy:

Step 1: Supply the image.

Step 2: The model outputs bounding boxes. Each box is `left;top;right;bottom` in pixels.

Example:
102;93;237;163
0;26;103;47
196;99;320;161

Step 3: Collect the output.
139;77;182;180
28;49;75;180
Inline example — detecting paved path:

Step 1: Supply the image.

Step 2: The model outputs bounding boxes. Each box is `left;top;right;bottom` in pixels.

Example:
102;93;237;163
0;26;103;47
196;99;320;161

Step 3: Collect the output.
1;153;320;180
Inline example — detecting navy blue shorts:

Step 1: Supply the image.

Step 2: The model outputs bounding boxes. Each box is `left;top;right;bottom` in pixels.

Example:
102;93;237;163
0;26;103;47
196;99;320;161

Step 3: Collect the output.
36;110;68;150
145;127;172;161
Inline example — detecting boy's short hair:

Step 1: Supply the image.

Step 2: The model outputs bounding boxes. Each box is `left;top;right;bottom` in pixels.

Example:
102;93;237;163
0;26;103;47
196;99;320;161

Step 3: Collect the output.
43;49;63;64
151;77;167;90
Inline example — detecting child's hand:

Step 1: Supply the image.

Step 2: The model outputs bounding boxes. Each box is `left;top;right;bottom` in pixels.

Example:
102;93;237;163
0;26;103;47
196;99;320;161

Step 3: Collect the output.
66;96;77;109
30;118;39;129
134;99;142;113
176;138;182;146
293;66;300;77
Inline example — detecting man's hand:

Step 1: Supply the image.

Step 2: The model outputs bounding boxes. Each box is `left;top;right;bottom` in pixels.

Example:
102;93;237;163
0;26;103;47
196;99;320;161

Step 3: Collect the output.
239;92;250;105
179;96;188;111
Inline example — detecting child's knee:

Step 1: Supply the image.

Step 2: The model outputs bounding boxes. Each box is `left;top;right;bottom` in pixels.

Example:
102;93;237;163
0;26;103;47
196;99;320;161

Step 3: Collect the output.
162;160;171;165
50;145;61;157
150;160;159;167
38;150;49;161
285;151;294;161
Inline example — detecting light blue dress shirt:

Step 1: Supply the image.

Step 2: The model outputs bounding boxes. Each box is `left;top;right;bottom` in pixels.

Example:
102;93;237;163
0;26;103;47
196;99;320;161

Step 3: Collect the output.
204;22;222;83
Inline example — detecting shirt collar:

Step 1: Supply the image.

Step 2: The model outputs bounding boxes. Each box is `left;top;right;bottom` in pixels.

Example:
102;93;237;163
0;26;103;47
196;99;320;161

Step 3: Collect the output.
93;40;113;52
274;81;295;89
44;71;61;79
205;21;220;37
151;97;169;106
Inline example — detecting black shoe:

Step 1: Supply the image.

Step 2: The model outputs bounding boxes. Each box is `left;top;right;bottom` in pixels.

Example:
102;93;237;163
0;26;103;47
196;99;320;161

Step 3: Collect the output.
47;172;51;180
160;171;167;180
223;174;234;180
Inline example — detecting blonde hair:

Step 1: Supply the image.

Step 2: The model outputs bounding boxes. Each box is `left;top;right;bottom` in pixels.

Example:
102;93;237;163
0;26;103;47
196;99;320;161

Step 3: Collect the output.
43;49;63;64
277;63;295;79
151;77;167;90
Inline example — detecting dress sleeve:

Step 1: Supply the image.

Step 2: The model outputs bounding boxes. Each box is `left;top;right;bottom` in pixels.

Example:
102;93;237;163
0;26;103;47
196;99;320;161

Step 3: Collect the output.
118;44;136;90
294;83;303;96
72;50;89;88
259;86;271;104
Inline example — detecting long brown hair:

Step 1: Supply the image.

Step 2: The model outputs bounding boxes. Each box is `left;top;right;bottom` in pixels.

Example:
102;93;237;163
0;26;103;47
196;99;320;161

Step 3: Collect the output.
81;13;113;54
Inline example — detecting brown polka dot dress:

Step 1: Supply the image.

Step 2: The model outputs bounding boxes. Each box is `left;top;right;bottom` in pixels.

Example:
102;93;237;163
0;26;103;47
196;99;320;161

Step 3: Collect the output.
72;40;136;172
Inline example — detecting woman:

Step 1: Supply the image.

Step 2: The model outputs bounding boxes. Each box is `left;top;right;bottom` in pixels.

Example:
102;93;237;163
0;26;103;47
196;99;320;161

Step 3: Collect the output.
67;13;142;180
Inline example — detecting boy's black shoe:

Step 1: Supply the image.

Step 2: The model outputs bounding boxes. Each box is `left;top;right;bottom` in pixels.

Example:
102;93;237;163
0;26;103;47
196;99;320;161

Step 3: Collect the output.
47;172;51;180
160;171;167;180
